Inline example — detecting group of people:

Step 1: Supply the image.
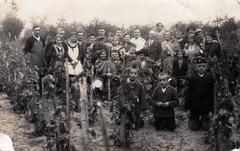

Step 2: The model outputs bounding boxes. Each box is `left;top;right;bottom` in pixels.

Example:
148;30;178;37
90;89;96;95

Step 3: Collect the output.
23;22;222;132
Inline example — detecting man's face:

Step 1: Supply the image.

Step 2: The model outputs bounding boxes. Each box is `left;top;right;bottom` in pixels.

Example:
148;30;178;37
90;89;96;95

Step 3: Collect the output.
77;33;84;41
164;32;171;40
134;30;140;38
156;25;163;32
58;31;65;39
178;52;183;59
139;53;146;61
149;32;156;39
176;32;182;39
196;32;204;42
33;27;41;37
111;52;119;60
90;36;96;41
188;29;195;34
98;40;104;45
129;68;138;81
129;47;136;54
196;63;208;74
188;38;194;44
124;35;130;42
98;29;105;36
158;75;169;88
116;30;122;37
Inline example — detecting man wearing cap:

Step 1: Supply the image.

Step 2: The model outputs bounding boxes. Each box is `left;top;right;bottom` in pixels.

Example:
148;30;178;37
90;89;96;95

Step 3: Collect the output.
155;22;165;43
194;29;205;50
97;27;108;43
185;57;215;131
144;30;162;62
130;28;146;52
92;36;108;64
115;29;123;45
182;26;196;47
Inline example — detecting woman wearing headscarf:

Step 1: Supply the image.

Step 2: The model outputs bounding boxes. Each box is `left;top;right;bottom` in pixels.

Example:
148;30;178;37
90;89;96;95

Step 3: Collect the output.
204;32;221;59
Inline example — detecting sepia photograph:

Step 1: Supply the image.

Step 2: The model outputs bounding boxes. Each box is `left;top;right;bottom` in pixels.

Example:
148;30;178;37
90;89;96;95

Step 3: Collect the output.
0;0;240;150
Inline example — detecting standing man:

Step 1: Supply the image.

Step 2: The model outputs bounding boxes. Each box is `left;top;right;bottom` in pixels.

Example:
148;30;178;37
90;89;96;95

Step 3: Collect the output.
155;22;165;43
98;27;108;42
182;26;196;47
144;30;162;62
23;25;45;95
77;31;92;65
130;28;146;52
115;29;123;44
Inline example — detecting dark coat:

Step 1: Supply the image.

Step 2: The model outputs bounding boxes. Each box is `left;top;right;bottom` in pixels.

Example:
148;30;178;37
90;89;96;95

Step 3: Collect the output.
145;39;162;62
151;85;179;118
121;42;135;52
172;58;188;78
92;44;108;64
204;42;221;58
185;73;215;113
23;35;45;54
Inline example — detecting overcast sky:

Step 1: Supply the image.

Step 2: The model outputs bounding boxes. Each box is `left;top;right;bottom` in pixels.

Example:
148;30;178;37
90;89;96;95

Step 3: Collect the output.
1;0;240;29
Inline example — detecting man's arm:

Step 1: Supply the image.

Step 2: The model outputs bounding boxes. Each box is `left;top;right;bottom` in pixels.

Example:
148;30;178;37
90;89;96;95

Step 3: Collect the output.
23;37;33;54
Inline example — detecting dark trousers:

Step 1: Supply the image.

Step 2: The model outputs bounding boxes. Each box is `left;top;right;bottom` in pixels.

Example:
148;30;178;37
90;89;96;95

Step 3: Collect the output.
154;116;176;131
189;110;210;131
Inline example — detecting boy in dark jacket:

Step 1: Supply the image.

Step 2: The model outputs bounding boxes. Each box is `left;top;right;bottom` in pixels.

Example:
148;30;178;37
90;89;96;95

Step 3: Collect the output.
151;73;179;131
185;57;215;131
120;64;146;130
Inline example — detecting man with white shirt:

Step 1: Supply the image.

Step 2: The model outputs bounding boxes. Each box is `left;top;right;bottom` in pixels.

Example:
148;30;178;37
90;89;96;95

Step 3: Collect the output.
185;57;215;131
130;28;146;52
155;22;165;43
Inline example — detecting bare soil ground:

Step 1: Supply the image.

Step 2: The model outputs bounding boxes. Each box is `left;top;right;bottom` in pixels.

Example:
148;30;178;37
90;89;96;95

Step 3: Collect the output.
1;93;239;151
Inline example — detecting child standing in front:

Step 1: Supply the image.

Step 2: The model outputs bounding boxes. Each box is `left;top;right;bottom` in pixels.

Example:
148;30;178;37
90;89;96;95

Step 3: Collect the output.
151;73;179;131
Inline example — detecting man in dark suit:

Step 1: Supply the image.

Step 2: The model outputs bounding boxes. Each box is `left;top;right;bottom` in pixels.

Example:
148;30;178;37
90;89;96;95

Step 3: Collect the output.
144;30;162;62
77;31;92;65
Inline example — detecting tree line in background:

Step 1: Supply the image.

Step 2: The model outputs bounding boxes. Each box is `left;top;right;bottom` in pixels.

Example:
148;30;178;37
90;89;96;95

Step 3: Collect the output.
0;13;240;49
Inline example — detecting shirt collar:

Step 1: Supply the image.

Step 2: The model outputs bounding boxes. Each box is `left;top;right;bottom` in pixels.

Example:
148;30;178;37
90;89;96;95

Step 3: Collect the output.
33;34;40;41
199;73;204;77
161;85;169;93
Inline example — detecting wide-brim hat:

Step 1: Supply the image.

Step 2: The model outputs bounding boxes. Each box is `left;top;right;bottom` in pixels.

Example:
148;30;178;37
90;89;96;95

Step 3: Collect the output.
193;57;208;64
136;48;149;56
194;29;203;36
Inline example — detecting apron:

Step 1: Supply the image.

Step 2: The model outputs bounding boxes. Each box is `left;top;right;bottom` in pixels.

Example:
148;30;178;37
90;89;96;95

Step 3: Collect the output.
66;44;83;75
29;40;45;74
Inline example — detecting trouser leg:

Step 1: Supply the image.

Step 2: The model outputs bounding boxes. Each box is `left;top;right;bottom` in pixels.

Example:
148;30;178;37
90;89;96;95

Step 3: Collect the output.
165;116;176;131
154;116;164;130
189;111;200;131
201;112;211;131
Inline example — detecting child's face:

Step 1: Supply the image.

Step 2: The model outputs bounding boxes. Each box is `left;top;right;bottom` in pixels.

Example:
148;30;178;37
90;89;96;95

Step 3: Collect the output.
112;39;119;46
107;35;113;42
56;38;62;46
176;32;182;39
129;47;136;54
111;52;119;60
196;63;208;74
129;68;138;81
90;36;96;41
178;52;183;59
188;38;194;44
158;75;169;88
100;51;106;60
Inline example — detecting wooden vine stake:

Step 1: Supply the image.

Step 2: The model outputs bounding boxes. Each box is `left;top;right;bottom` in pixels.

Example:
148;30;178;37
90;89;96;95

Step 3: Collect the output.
79;77;89;151
120;85;127;148
97;102;110;151
65;58;71;151
214;83;220;151
90;65;94;106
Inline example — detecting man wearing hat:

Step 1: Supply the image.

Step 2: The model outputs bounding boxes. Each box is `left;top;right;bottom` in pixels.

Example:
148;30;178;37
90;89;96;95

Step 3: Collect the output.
185;57;215;131
194;29;205;50
155;22;165;43
131;48;154;99
92;36;108;64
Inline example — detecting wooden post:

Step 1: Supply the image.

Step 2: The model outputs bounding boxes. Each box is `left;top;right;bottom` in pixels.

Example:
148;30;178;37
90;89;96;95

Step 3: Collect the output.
120;87;126;148
79;77;89;151
214;83;220;151
107;67;111;102
90;65;94;105
41;78;45;121
97;102;110;151
65;58;70;125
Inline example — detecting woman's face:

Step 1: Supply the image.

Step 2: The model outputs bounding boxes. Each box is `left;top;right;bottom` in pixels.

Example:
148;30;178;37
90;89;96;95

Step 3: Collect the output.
124;35;130;42
56;38;63;46
164;32;171;40
107;35;113;42
70;35;77;43
112;39;119;46
206;36;213;44
100;51;107;60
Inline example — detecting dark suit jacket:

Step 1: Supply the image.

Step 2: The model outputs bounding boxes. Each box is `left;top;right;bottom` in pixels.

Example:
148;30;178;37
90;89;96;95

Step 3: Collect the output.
172;58;188;78
121;42;135;52
145;39;162;62
23;35;45;54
